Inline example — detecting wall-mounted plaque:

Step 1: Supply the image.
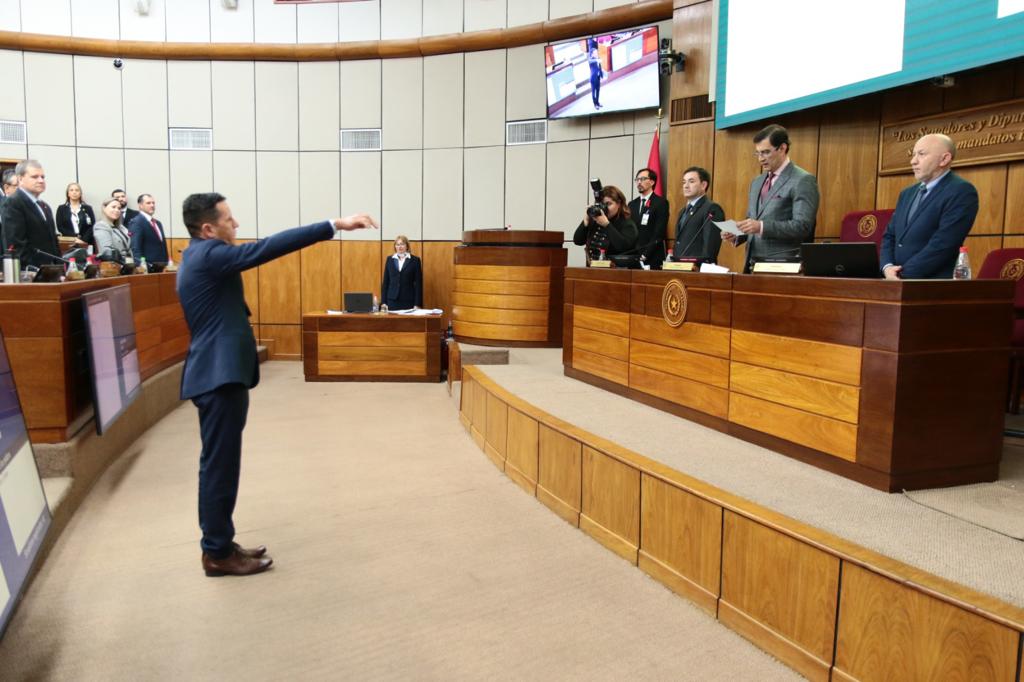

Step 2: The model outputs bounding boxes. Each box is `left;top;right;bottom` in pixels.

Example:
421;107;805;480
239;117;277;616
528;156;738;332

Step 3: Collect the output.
879;98;1024;175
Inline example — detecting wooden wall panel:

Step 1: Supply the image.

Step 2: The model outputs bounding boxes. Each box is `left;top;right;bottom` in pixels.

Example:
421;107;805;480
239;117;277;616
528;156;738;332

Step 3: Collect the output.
505;408;539;494
638;474;721;614
537;424;582;526
484;392;508;469
301;239;341;314
573;305;630;337
670;2;712;99
958;165;1007;234
422;241;457;328
459;372;473;429
257;323;301;359
667;121;715;242
258;251;301;324
942;64;1017;111
342;241;383;300
881;83;943;124
630;339;729;389
720;512;839;681
816;99;881;238
630;315;731;357
1006;162;1024;232
630;363;729;418
834;563;1019;682
876;173;910;211
580;446;641;562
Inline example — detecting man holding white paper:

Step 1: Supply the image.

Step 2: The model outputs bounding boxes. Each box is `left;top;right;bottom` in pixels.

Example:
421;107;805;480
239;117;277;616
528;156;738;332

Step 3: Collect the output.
722;124;819;272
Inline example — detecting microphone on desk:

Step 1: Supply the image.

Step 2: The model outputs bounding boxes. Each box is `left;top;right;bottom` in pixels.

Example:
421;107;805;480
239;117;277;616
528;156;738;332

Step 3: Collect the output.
33;247;72;265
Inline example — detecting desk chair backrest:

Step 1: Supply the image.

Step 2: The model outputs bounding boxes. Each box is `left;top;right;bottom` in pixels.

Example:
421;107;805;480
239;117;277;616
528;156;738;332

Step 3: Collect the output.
839;209;894;254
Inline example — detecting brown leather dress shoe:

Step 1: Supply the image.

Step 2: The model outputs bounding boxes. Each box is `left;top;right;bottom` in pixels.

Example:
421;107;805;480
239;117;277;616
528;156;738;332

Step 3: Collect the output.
232;542;268;558
202;549;273;577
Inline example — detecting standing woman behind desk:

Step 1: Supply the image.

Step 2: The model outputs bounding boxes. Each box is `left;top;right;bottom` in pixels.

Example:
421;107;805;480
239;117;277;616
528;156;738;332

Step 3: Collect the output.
55;182;95;248
93;198;132;262
381;235;422;310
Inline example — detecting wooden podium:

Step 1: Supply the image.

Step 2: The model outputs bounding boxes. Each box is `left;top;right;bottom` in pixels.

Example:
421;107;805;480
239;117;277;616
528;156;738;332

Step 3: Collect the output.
563;268;1014;491
452;230;567;347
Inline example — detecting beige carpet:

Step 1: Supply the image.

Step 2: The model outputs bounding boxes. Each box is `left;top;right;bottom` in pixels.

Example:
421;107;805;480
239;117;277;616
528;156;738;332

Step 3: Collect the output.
0;362;798;681
904;439;1024;539
479;349;1024;609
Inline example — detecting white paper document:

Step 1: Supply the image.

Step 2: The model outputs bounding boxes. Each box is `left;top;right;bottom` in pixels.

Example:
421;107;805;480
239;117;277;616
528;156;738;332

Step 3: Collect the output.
394;308;443;316
713;220;744;236
699;263;731;274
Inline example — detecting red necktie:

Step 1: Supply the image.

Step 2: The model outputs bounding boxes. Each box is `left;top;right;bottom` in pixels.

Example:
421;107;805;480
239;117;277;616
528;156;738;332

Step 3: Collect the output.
151;218;163;241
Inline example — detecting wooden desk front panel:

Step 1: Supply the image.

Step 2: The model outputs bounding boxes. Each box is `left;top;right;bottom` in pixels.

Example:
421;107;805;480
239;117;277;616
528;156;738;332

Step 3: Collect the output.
303;313;441;382
0;273;187;443
563;269;1014;490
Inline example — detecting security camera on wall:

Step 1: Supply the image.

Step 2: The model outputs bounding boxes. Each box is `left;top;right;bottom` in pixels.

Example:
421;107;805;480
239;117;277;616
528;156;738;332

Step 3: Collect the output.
222;0;239;9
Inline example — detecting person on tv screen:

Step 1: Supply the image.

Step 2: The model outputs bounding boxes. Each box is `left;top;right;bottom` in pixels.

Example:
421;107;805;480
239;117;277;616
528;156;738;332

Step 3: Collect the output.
381;234;422;310
588;38;603;110
573;185;638;264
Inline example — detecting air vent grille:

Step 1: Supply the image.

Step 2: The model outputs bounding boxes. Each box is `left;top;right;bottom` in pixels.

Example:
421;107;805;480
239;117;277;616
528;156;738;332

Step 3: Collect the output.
169;128;213;150
0;120;26;145
340;128;382;151
670;95;714;123
506;119;547;145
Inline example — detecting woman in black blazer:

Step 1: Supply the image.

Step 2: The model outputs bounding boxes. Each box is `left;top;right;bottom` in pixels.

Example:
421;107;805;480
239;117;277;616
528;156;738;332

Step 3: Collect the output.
54;182;96;248
381;235;423;310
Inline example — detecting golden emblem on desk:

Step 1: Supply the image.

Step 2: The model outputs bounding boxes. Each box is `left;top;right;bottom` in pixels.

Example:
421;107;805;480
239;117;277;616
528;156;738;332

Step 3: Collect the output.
857;214;877;238
1000;258;1024;281
662;279;688;327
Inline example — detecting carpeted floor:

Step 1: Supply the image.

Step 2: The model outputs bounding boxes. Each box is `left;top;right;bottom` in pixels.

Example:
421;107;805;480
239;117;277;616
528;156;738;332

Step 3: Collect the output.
481;349;1024;610
0;362;799;681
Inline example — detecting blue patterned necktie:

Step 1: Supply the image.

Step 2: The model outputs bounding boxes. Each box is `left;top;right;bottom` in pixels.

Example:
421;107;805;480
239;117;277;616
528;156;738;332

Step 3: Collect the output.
907;185;927;221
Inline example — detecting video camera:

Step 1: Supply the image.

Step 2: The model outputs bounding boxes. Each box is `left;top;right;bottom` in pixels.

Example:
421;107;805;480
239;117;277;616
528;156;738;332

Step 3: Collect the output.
586;178;604;219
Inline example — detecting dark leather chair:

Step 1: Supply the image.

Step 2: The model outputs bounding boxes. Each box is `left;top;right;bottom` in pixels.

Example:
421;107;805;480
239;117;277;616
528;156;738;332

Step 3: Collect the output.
978;248;1024;413
839;209;894;254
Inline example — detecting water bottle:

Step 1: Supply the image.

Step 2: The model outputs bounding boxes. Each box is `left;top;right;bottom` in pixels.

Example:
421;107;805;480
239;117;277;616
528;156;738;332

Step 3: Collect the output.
3;247;19;284
372;294;379;313
953;247;971;280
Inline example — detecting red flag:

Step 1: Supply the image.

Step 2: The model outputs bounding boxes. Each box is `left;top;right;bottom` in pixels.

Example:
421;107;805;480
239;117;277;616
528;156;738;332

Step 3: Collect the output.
646;126;663;197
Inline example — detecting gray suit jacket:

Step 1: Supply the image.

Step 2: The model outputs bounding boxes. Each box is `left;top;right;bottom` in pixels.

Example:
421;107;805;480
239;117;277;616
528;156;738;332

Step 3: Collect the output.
741;161;819;270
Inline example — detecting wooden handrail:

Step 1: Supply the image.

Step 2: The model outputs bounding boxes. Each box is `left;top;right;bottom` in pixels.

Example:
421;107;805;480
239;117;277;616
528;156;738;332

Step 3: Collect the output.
0;0;671;61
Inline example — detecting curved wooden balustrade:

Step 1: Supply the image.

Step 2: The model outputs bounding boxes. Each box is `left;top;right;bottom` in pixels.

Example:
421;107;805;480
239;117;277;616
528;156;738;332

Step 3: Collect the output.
0;0;671;61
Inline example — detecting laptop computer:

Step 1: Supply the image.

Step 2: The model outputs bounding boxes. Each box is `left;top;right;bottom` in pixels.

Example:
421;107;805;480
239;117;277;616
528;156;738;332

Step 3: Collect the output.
800;242;880;278
343;292;374;313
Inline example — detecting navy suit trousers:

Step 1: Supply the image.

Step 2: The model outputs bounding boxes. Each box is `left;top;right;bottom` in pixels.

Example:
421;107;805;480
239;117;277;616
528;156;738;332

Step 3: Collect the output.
194;382;249;558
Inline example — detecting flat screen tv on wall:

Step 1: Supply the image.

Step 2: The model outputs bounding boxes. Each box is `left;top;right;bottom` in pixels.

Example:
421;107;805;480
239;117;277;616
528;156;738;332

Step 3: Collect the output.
545;25;660;120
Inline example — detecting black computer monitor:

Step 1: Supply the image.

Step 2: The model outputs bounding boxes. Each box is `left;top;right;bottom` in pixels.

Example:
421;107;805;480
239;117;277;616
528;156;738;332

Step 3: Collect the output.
801;242;881;278
82;285;142;435
0;330;52;638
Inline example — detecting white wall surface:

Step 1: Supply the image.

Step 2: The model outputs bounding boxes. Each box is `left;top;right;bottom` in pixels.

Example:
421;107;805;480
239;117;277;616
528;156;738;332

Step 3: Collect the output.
0;3;670;241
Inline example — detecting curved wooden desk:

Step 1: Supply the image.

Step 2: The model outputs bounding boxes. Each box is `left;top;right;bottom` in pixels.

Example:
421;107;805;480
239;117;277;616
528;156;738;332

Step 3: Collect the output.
563;268;1014;491
0;273;187;444
452;230;567;347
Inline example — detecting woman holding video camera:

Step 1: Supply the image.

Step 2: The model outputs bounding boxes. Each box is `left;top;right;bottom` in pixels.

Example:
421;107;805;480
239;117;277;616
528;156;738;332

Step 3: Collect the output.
573;185;638;264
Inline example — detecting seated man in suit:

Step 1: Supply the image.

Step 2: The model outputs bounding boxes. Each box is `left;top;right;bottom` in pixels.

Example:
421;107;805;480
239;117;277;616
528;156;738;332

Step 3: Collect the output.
722;124;820;272
177;192;377;576
671;166;725;262
627;168;668;267
129;194;168;265
880;133;978;279
0;159;61;268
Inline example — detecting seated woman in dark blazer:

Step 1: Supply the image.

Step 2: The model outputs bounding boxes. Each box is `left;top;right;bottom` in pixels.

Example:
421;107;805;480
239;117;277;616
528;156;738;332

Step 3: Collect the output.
55;182;96;248
381;235;423;310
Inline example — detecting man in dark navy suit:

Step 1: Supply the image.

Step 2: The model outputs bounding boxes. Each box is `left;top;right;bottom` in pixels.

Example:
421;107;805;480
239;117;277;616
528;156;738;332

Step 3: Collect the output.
627;168;669;267
881;133;978;279
128;194;168;265
178;192;377;576
0;159;61;268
